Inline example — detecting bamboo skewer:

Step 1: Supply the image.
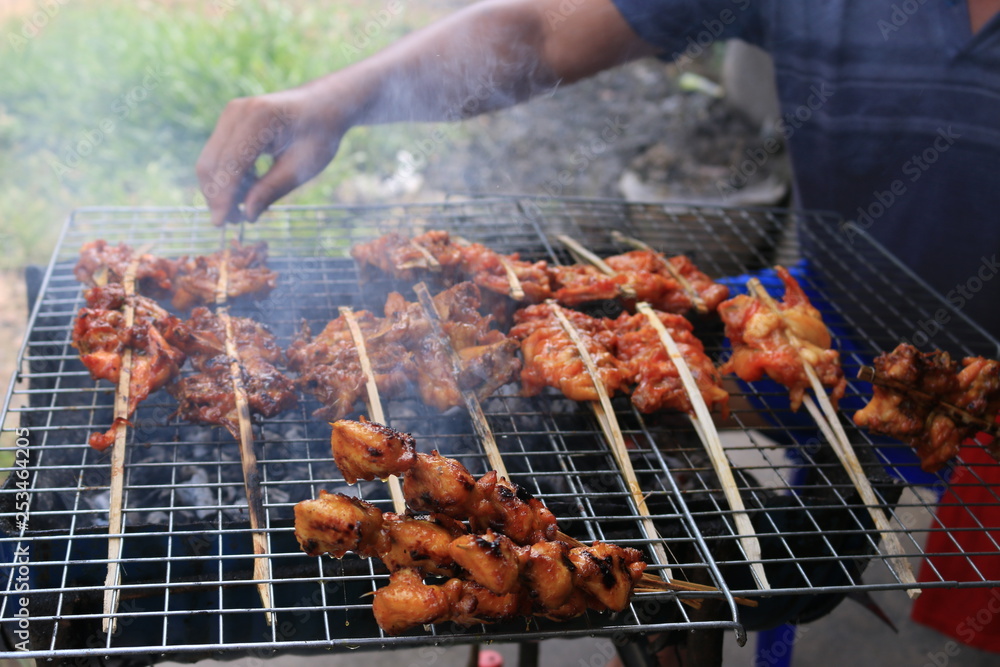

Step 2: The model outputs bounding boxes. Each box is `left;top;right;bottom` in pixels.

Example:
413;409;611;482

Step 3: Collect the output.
220;311;274;623
610;231;708;314
546;300;672;580
398;241;441;272
215;245;274;623
413;283;509;479
556;234;637;299
339;306;407;514
636;303;770;590
102;250;146;634
746;278;919;598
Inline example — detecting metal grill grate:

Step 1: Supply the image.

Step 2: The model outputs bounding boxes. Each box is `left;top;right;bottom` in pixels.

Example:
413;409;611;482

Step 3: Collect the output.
1;197;998;661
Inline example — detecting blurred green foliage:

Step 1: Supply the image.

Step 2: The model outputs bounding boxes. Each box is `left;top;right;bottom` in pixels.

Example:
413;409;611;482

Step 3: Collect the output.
0;0;430;269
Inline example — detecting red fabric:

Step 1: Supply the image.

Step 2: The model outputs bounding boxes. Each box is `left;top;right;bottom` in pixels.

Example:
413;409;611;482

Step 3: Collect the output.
911;441;1000;653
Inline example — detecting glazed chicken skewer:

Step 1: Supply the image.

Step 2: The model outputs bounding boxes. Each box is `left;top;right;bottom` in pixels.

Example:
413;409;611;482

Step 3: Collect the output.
326;419;749;603
338;306;407;514
547;241;755;583
294;491;650;635
745;278;919;598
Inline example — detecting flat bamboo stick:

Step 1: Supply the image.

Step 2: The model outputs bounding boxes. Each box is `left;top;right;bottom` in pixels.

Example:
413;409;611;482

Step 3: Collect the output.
215;242;273;623
556;234;637;299
102;250;146;634
398;241;441;272
636;303;769;590
747;278;919;598
339;306;406;514
546;301;672;580
220;310;275;622
413;283;508;479
610;231;708;314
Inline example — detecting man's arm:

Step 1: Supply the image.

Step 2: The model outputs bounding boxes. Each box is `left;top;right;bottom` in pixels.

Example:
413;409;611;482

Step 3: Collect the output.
196;0;658;225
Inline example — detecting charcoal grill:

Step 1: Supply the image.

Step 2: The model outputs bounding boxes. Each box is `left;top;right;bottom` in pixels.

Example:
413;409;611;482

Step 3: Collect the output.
2;196;999;662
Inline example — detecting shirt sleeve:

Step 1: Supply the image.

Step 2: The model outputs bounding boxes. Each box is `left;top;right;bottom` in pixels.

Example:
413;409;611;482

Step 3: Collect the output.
610;0;771;57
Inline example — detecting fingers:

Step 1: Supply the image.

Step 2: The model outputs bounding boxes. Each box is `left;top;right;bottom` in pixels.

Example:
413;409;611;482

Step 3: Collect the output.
196;97;290;226
244;141;336;222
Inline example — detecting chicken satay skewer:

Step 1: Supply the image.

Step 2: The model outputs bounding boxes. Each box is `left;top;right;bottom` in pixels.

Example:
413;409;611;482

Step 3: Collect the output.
747;278;919;598
556;234;637;299
339;306;406;514
546;301;672;580
610;231;708;314
413;282;509;479
636;302;769;590
102;245;149;634
215;245;274;623
857;366;1000;437
453;235;525;301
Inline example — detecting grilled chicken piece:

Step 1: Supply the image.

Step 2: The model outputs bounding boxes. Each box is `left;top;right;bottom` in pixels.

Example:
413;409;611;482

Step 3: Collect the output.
403;450;477;517
719;266;845;410
548;264;621;306
853;344;1000;471
604;251;730;314
458;242;552;302
510;303;630;402
373;568;525;635
611;310;729;417
74;240;180;298
466;471;559;545
288;314;414;421
290;283;519;419
294;490;385;558
448;530;521;595
378;512;466;577
166;307;296;438
568;542;646;612
519;540;576;610
330;418;417;485
172;240;277;310
372;568;457;635
72;284;187;450
351;230;464;283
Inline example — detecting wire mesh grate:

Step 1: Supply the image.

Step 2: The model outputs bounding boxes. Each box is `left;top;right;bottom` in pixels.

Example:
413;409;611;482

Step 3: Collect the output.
1;197;997;660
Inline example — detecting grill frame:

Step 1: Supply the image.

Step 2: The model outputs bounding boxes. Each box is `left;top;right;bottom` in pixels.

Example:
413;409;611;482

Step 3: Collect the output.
1;196;998;660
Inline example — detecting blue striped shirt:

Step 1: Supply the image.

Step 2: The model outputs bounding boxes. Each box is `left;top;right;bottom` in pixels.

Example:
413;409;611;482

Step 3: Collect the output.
612;0;1000;337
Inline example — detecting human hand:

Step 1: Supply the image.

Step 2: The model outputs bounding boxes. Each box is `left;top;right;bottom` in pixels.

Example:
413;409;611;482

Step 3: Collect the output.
196;88;344;226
